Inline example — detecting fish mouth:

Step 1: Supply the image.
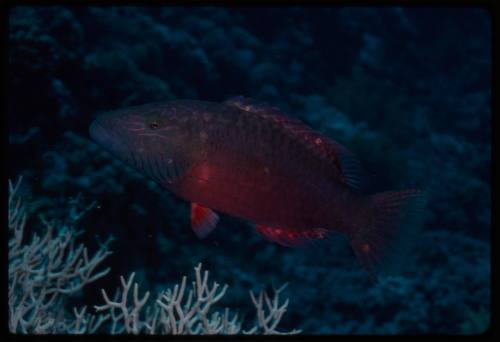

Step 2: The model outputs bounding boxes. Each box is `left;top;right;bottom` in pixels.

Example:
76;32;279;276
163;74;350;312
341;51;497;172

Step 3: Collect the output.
89;118;128;159
89;119;111;147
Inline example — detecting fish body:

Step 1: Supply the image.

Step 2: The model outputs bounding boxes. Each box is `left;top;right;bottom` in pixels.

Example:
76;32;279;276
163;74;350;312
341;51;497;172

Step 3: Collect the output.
90;96;425;278
169;101;358;233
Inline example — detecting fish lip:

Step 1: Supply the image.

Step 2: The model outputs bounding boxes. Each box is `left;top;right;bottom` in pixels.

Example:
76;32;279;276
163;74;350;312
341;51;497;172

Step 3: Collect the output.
89;116;132;164
89;118;108;145
89;117;122;154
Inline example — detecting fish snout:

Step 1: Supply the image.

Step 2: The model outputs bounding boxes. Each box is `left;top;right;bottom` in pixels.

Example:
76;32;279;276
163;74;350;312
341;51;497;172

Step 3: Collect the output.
89;119;107;143
89;117;128;159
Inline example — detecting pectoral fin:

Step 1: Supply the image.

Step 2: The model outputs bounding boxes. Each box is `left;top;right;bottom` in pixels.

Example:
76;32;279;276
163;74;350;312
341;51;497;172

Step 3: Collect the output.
191;203;219;239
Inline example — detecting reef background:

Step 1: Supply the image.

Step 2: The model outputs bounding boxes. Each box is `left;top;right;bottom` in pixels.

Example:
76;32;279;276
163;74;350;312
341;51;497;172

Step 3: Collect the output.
8;6;491;334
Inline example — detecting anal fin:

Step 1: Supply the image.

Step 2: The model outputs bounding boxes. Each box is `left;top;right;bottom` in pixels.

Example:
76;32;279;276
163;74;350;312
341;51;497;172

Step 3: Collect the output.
256;225;328;247
191;203;219;239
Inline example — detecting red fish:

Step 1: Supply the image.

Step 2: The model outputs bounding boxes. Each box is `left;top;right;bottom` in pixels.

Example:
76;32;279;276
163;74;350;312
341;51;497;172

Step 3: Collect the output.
89;96;426;278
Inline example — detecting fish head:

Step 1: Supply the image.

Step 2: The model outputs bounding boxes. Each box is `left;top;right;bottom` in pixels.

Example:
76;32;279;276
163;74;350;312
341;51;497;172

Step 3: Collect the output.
89;102;191;178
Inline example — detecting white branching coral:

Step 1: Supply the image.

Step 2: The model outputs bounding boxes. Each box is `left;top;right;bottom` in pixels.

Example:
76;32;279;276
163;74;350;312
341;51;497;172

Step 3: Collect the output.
244;282;301;334
8;176;113;334
8;176;301;335
94;263;301;335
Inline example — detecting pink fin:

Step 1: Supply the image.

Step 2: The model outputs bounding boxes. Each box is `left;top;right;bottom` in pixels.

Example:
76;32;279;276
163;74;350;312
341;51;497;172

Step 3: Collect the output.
191;203;219;239
224;96;364;189
256;225;328;247
350;189;427;279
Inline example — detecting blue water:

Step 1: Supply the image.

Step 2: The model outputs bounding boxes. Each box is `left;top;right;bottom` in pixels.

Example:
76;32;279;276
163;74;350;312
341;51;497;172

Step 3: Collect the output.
8;6;491;334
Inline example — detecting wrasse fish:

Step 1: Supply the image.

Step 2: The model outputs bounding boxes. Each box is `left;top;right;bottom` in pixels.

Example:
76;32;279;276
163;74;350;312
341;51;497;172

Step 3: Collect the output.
90;96;426;278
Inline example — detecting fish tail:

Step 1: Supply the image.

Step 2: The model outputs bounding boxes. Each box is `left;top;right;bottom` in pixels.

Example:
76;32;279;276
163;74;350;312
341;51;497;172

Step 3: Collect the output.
350;189;427;280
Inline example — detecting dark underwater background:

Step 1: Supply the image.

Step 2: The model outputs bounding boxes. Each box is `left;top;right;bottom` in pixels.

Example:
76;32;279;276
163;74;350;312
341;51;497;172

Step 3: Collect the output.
8;6;491;334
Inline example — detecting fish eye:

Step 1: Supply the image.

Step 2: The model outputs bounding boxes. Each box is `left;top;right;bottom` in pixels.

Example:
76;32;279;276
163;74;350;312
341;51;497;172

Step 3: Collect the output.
149;121;160;129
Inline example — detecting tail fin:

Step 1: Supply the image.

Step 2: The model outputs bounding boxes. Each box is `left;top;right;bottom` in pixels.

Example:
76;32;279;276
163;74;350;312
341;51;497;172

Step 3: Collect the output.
350;189;427;280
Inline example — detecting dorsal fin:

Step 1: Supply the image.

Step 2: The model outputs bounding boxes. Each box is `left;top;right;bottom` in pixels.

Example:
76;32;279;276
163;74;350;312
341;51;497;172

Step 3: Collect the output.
224;96;364;189
224;96;287;117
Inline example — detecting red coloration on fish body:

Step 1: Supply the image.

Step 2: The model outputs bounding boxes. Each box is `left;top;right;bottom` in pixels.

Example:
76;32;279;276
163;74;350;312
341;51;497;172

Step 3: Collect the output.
169;99;358;235
90;96;426;279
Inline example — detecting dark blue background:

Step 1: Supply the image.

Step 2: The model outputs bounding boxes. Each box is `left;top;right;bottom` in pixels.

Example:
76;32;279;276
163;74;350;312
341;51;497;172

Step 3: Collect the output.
8;6;491;334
